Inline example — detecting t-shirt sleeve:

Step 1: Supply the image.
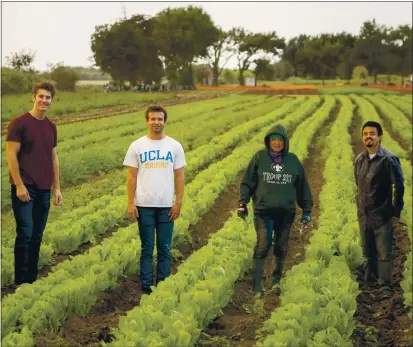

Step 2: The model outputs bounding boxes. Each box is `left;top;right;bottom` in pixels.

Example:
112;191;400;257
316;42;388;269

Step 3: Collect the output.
6;119;22;143
123;143;139;168
174;143;186;169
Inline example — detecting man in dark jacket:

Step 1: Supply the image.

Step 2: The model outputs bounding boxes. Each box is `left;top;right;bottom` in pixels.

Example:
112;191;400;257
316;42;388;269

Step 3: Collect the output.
354;121;404;288
237;124;313;295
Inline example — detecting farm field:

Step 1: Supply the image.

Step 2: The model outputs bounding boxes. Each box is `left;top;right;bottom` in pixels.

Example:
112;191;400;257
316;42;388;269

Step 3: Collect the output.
1;90;235;130
1;93;412;347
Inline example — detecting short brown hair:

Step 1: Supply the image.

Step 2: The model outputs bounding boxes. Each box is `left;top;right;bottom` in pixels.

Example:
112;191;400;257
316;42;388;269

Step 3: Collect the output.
32;81;56;99
145;105;167;122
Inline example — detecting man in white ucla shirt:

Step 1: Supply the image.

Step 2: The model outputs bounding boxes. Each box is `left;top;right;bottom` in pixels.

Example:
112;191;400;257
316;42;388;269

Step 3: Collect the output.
123;105;186;294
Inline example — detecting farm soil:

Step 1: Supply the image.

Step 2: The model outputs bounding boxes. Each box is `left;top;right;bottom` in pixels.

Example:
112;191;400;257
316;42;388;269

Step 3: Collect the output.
0;92;229;134
34;173;245;347
199;101;340;347
350;109;412;347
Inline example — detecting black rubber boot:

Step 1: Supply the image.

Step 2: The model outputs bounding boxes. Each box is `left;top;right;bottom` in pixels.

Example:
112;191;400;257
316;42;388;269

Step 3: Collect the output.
271;257;285;295
272;257;285;285
364;258;378;283
378;260;392;284
252;258;265;296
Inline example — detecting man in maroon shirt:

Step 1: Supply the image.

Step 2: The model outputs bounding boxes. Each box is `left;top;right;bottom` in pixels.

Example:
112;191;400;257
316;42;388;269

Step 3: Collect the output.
6;81;63;289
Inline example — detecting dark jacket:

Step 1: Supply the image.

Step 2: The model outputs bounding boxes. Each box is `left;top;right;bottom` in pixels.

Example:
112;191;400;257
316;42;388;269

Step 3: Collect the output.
239;125;313;216
354;146;404;230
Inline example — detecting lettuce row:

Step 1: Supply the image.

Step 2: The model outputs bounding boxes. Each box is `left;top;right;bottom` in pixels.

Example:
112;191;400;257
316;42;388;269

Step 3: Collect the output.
107;208;256;347
378;95;412;120
258;95;361;347
1;96;306;342
354;95;413;321
102;96;334;346
1;96;294;286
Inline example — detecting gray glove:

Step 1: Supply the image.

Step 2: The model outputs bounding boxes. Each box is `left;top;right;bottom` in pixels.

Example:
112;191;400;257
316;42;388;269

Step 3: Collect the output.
237;203;248;220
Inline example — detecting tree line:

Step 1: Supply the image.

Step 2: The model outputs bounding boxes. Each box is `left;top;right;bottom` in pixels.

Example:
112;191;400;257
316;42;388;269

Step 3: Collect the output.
91;6;411;87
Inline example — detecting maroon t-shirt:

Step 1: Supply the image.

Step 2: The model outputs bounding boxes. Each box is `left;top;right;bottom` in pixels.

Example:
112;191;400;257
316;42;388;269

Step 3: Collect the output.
6;112;57;189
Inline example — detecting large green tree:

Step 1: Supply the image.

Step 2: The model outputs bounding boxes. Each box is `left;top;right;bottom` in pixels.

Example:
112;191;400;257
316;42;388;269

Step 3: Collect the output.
272;60;294;81
203;29;235;86
296;34;341;84
254;59;274;85
333;32;357;82
91;15;162;86
352;19;391;84
153;6;219;85
386;25;412;85
282;35;309;77
230;28;285;85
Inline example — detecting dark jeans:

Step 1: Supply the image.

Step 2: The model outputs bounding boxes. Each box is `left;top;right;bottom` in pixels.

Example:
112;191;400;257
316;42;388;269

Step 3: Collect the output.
137;207;174;289
253;211;295;259
360;219;393;282
11;185;51;285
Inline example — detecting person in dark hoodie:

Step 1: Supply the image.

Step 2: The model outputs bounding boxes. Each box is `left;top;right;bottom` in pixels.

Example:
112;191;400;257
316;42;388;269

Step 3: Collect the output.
237;124;313;295
354;121;404;295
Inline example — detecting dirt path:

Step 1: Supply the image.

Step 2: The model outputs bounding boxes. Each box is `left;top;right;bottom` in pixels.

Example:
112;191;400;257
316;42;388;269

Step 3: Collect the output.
350;107;412;347
34;173;245;347
199;102;340;347
1;92;230;134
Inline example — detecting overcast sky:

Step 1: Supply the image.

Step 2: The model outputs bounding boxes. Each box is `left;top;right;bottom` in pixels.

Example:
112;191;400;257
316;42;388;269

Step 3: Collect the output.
2;1;412;71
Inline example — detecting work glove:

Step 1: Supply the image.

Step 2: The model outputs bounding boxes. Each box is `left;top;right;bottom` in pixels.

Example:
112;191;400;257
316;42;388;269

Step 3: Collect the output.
237;203;248;220
299;215;310;234
301;215;311;225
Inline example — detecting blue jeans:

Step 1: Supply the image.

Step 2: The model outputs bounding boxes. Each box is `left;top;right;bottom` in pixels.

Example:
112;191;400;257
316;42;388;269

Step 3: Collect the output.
137;207;174;289
11;185;51;285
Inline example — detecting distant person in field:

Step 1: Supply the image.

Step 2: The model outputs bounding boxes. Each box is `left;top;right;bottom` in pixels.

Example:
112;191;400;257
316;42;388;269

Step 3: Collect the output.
6;81;63;290
123;105;186;295
354;121;404;292
237;124;313;296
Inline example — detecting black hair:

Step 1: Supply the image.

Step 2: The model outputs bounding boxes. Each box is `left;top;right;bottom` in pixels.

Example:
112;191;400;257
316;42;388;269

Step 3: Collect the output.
362;121;383;136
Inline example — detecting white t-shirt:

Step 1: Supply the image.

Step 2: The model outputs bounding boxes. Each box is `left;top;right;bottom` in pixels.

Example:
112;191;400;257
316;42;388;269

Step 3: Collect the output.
123;135;186;207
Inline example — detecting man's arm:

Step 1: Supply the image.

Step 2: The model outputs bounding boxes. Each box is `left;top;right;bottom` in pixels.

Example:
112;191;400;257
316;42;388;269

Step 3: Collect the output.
6;141;30;202
6;141;24;186
127;166;139;219
52;147;63;206
169;167;184;221
388;156;404;218
174;167;185;205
